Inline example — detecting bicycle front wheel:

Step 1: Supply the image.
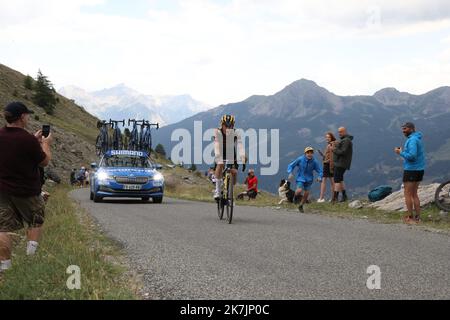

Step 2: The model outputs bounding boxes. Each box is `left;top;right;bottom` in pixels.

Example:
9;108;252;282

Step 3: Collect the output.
226;175;234;224
217;196;224;220
435;180;450;212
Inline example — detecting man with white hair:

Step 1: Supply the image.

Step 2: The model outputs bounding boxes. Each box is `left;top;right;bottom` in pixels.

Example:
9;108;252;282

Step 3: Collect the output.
331;127;353;203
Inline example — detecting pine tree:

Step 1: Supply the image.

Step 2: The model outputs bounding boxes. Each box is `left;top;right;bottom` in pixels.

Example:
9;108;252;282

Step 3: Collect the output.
155;143;166;157
32;70;57;115
24;75;34;90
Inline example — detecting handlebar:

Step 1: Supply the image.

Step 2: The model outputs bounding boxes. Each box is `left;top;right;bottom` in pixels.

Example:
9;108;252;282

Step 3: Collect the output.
109;119;125;128
221;160;246;172
146;123;159;130
109;119;125;125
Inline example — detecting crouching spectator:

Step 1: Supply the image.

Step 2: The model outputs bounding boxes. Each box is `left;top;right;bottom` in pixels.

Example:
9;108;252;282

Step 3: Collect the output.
237;169;258;200
0;102;53;273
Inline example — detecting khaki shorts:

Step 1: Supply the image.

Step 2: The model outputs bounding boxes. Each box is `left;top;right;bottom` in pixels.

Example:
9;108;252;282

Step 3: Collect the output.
0;193;45;232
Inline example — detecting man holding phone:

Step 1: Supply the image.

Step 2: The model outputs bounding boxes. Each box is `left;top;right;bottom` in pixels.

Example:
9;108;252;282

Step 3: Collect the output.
0;102;52;272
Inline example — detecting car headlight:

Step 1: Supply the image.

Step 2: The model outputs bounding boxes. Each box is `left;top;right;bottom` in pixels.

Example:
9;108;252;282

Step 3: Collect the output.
97;171;112;182
153;173;164;182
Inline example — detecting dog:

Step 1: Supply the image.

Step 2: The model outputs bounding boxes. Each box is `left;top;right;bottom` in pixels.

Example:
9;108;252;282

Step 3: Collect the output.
278;179;295;205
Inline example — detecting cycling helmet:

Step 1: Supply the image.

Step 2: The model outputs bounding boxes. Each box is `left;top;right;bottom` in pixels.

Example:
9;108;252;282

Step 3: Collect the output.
220;114;235;128
304;147;314;154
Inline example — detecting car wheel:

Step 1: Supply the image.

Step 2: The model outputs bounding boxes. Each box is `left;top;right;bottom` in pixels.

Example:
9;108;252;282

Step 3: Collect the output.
141;197;150;202
153;196;163;204
93;194;102;203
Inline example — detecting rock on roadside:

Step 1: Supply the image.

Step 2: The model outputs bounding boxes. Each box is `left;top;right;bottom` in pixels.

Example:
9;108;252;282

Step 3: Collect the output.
369;183;440;212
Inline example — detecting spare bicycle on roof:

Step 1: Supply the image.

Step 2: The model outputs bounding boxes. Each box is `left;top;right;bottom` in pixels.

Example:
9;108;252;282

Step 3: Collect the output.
95;118;159;157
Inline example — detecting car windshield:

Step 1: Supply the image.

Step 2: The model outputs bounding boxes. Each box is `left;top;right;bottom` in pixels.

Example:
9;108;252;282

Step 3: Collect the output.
100;155;153;168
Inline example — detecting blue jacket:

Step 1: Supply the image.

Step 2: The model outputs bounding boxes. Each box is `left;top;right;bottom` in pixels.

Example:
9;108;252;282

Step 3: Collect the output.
287;155;323;183
400;132;425;171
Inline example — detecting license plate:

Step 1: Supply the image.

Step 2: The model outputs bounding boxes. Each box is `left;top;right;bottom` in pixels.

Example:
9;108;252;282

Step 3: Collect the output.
123;184;142;190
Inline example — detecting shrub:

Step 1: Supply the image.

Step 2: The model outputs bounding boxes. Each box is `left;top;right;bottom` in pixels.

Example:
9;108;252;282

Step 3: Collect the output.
32;70;57;115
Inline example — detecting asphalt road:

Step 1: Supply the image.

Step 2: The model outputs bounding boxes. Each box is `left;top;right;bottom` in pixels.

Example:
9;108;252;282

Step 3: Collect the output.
70;189;450;299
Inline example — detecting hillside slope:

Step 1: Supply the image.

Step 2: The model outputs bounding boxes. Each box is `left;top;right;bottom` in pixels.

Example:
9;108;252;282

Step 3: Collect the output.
0;63;99;181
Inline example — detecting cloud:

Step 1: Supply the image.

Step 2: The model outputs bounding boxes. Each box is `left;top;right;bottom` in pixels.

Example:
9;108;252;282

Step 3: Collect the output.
0;0;104;26
1;0;450;105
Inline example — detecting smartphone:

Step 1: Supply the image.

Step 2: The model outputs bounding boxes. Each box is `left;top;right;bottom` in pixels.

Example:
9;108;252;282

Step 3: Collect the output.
42;125;50;138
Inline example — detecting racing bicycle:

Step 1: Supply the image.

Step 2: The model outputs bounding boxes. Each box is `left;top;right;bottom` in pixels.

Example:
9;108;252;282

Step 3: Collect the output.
109;119;125;150
95;120;110;157
128;119;159;153
141;121;159;156
435;180;450;212
128;119;142;151
217;160;246;224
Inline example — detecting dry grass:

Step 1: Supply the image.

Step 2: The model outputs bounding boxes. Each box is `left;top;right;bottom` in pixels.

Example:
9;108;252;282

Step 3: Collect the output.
0;185;138;300
160;160;450;231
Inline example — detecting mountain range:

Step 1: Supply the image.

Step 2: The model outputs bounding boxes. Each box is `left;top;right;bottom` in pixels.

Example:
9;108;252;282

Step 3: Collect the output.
58;84;210;126
153;79;450;196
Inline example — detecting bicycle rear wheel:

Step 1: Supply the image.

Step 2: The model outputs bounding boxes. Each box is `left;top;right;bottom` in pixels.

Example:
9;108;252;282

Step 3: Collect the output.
435;180;450;212
113;129;122;150
95;135;102;157
226;175;234;224
101;131;109;154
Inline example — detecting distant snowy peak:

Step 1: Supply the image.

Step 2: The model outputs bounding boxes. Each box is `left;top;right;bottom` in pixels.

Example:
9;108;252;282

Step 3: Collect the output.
58;84;210;126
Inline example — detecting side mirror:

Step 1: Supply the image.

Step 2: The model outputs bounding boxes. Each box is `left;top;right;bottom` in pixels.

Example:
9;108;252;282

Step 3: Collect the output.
90;162;98;170
155;163;163;170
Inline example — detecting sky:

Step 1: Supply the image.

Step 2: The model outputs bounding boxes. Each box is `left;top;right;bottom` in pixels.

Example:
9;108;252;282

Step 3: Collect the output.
1;0;450;106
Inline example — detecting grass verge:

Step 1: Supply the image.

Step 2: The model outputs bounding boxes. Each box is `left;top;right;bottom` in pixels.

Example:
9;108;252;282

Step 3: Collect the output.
0;185;139;300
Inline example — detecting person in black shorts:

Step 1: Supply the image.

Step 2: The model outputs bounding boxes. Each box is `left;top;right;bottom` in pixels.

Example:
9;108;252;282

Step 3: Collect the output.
0;102;53;272
395;122;425;224
332;127;353;203
213;115;246;200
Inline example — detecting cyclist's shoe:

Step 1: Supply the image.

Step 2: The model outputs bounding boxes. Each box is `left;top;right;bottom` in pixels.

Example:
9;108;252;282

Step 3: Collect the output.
298;204;304;213
317;198;325;203
214;190;221;200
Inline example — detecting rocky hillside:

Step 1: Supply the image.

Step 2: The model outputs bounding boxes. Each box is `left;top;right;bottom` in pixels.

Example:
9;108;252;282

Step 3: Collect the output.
0;63;99;182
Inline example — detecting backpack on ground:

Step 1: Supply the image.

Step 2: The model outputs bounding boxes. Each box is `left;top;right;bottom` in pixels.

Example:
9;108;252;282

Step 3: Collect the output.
368;185;393;202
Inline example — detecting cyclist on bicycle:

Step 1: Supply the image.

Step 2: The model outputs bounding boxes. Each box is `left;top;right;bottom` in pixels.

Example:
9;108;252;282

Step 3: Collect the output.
213;114;246;200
